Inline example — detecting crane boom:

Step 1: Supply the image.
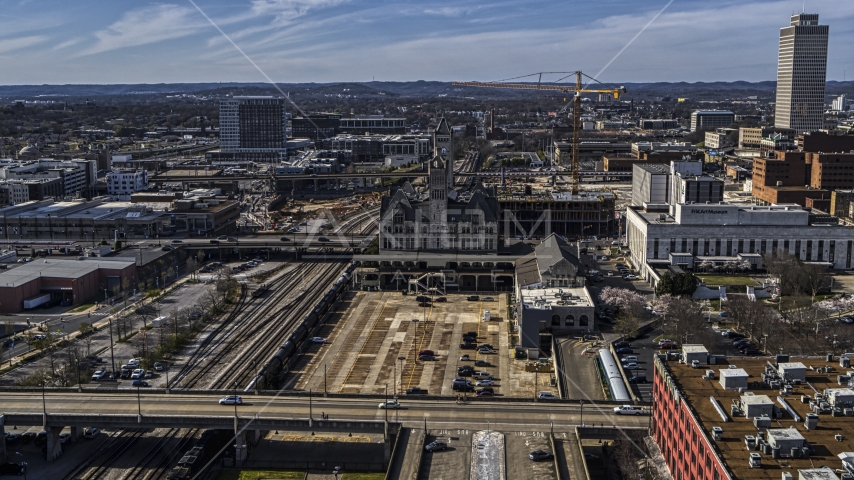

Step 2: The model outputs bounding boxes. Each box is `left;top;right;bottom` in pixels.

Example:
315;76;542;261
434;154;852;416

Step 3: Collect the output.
453;72;627;194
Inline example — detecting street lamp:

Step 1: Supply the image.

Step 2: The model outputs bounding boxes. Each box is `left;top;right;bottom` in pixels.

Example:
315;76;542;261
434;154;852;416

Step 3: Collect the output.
137;384;142;417
412;319;419;363
396;356;405;396
233;381;239;423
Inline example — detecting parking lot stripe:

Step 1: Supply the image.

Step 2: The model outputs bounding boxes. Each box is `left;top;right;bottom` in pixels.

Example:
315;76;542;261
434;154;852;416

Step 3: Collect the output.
337;295;389;393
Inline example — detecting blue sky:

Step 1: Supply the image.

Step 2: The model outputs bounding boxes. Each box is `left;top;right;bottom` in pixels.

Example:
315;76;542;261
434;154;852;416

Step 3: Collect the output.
1;0;852;85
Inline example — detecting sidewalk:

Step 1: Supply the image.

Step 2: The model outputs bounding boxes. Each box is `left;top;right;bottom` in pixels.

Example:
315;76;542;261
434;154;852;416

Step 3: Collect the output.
3;279;190;370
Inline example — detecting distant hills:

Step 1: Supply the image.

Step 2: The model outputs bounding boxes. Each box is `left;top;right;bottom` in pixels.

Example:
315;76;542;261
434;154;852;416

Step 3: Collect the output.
0;81;851;100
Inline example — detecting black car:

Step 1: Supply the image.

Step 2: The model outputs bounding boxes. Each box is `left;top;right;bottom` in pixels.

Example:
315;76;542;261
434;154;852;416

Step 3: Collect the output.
418;354;436;361
462;335;477;343
528;450;553;461
425;441;447;452
4;433;21;445
416;295;430;302
467;295;480;301
406;387;429;395
0;463;26;476
452;383;474;392
474;360;491;367
628;375;647;383
318;237;330;242
460;342;477;349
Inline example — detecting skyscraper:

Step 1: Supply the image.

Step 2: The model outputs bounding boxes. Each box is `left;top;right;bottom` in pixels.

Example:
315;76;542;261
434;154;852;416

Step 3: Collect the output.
219;96;287;161
774;13;829;132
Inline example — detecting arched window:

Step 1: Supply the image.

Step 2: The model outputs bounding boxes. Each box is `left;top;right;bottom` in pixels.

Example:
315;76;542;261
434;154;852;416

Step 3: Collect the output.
579;315;589;327
565;315;575;326
551;314;561;326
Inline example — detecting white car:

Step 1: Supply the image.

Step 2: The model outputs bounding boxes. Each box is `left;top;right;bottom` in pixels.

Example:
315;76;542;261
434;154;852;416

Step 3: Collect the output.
91;370;106;381
378;401;401;409
476;380;495;386
611;240;620;245
620;356;638;364
625;275;638;280
219;395;243;405
537;392;557;399
127;359;140;367
310;337;327;344
131;369;144;379
154;362;164;372
614;405;644;415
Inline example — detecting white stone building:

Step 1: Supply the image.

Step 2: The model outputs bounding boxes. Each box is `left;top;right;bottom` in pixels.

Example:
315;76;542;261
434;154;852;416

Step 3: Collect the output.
106;169;148;196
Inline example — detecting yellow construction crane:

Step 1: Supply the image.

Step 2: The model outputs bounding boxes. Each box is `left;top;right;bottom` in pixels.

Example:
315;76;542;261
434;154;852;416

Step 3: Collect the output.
453;71;626;194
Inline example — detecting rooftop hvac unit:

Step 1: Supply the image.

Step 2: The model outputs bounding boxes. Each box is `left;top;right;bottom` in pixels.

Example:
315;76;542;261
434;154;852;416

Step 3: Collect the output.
712;427;723;440
749;453;761;468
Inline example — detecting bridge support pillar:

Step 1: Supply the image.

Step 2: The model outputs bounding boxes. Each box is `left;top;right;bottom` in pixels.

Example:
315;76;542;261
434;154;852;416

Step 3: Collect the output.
234;431;248;467
44;426;63;461
251;429;261;446
0;414;6;463
70;425;83;442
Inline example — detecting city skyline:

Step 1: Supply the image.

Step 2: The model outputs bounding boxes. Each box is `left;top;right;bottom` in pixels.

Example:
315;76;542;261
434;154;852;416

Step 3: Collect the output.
1;0;853;86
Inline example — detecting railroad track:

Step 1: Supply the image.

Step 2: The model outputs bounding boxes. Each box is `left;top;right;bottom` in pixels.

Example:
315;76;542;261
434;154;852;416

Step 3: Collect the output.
65;429;146;480
208;261;346;389
171;263;313;389
124;429;196;480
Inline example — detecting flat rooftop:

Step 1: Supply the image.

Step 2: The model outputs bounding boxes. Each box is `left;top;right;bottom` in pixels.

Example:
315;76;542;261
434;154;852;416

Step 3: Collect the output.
0;201;164;221
0;258;135;287
664;356;854;479
519;286;593;309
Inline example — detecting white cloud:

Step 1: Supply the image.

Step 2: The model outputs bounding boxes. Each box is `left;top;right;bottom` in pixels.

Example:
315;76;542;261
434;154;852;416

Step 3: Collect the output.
423;6;484;17
0;35;48;55
250;0;349;24
80;5;205;56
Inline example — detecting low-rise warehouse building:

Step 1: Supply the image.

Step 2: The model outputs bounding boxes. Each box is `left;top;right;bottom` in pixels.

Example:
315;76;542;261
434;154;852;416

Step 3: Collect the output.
0;258;136;313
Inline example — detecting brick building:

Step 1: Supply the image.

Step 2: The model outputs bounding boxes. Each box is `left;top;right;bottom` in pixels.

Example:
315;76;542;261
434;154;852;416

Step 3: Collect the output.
0;258;136;313
653;354;854;480
751;150;854;206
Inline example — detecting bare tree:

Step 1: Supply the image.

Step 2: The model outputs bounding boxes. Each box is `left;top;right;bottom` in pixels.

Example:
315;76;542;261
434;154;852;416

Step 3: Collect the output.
78;322;95;357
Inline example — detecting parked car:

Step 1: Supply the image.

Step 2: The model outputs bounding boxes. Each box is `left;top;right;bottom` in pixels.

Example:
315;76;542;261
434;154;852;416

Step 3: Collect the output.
131;369;144;379
629;374;647;383
460;343;477;349
614;405;644;415
406;387;428;395
0;463;26;476
131;380;149;387
418;349;435;356
467;295;480;301
83;427;100;439
91;370;106;381
615;347;633;354
435;297;447;302
419;354;436;361
476;380;495;386
623;363;640;370
620;356;638;364
154;362;164;372
474;360;491;367
425;441;447;452
462;335;477;343
415;296;430;302
478;347;496;354
219;395;243;405
476;388;494;397
473;371;493;380
459;354;471;361
614;341;630;348
482;296;495;301
537;392;557;400
529;450;554;461
310;337;327;344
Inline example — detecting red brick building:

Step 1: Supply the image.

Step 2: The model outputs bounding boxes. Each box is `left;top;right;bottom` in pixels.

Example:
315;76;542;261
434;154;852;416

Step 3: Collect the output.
0;258;136;313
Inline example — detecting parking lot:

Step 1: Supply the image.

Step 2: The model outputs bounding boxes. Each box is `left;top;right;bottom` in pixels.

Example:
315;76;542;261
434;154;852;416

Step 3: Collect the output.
288;291;555;398
613;329;659;402
419;430;472;480
419;429;558;480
